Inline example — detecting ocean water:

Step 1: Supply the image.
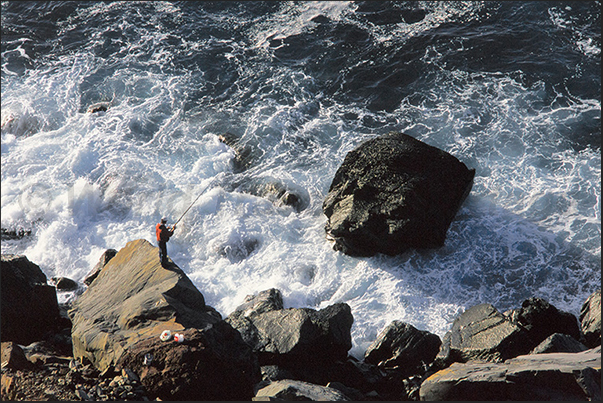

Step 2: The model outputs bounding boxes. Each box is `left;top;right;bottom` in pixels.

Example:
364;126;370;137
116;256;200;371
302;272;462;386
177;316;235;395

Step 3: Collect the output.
1;1;600;358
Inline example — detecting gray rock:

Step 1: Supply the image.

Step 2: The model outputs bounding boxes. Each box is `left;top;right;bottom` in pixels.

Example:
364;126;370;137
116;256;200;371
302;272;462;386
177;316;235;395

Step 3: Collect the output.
434;303;529;368
530;333;588;354
364;321;441;378
229;302;353;365
420;348;601;401
254;380;352;401
69;239;259;400
580;289;601;348
1;255;63;344
323;132;475;256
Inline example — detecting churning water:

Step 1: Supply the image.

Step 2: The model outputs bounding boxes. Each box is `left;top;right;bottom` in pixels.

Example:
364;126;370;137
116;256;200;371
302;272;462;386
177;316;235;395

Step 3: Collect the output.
1;1;600;358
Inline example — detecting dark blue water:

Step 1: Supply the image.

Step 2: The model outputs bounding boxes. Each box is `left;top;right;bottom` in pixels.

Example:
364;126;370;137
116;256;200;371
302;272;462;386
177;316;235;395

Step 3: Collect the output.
2;1;600;358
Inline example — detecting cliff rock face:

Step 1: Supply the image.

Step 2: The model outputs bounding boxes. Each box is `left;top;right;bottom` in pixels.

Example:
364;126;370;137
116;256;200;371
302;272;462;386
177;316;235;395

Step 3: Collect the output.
69;239;259;400
1;255;63;344
323;132;475;256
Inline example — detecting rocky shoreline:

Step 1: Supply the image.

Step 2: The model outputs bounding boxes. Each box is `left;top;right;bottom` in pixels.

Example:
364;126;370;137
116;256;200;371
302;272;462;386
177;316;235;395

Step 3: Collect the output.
1;245;600;401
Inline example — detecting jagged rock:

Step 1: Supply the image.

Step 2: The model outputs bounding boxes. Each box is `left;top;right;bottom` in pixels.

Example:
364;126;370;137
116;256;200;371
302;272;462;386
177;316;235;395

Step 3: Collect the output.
254;379;352;401
506;297;581;345
217;237;259;263
69;239;259;401
226;292;353;366
1;255;63;344
1;342;34;371
579;289;601;348
433;303;530;368
530;333;588;354
420;347;601;401
83;249;117;286
364;321;441;378
323;132;475;256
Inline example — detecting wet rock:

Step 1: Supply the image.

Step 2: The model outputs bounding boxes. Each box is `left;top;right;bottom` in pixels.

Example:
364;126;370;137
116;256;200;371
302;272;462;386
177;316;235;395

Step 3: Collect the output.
579;289;601;348
1;255;63;344
530;333;588;354
1;227;32;240
229;176;310;212
86;102;110;113
420;348;601;401
83;249;117;286
218;132;254;172
69;239;258;401
323;132;475;256
364;321;441;378
254;379;352;401
218;237;259;263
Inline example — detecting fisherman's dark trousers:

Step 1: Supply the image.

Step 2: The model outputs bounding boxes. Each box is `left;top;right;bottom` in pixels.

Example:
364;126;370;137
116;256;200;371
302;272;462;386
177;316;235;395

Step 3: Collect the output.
158;241;168;265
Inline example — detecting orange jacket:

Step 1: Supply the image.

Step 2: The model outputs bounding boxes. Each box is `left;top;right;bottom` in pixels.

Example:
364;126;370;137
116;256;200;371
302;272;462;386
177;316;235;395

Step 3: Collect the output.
156;223;174;242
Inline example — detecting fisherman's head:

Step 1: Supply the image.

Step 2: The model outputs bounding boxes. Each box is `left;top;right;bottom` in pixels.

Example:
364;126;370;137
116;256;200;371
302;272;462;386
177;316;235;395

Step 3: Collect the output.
161;217;168;224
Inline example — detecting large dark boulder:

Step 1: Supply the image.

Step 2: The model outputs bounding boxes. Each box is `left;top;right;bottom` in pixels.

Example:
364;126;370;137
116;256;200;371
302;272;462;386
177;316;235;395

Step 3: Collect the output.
433;304;530;368
420;347;601;401
579;289;601;348
226;290;353;366
1;255;63;344
69;239;260;401
505;297;581;345
323;132;475;256
364;321;441;378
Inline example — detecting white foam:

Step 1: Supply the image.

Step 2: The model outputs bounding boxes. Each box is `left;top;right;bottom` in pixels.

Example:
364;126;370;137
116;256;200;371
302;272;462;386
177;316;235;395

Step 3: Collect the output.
1;1;599;360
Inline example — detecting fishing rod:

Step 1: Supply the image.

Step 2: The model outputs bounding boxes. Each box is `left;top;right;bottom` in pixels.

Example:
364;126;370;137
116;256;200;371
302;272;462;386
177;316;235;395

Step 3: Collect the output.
173;179;217;227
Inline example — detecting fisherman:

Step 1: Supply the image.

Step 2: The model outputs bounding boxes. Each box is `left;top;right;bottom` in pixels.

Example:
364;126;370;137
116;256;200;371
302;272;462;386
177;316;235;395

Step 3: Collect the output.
156;217;176;266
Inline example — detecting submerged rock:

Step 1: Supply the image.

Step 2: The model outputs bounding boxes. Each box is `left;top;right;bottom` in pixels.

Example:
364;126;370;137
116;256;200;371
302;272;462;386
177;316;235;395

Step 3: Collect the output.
69;239;260;400
218;132;254;172
323;132;475;256
1;227;32;240
1;255;63;345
